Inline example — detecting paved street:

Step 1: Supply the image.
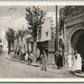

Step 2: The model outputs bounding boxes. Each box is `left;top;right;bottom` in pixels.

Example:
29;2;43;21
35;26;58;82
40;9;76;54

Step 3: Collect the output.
0;53;80;78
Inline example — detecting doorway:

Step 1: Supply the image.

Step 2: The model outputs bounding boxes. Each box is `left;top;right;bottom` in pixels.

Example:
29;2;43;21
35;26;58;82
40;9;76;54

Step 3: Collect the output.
71;29;84;70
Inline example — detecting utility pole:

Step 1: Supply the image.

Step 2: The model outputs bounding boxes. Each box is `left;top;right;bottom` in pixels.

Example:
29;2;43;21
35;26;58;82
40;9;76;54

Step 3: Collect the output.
55;5;59;65
56;6;59;53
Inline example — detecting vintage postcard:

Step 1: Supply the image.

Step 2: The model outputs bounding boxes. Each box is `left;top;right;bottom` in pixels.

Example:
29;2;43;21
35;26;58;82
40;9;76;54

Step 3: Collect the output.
0;1;84;82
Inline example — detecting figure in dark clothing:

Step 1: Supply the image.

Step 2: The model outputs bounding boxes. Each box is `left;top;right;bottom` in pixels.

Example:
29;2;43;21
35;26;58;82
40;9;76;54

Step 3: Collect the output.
41;50;47;71
57;51;63;69
18;47;22;62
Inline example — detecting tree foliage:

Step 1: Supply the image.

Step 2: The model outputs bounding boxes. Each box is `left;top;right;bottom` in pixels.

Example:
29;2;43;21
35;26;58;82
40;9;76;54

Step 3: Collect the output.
6;28;15;44
6;28;15;53
25;6;46;41
17;30;25;39
25;6;46;62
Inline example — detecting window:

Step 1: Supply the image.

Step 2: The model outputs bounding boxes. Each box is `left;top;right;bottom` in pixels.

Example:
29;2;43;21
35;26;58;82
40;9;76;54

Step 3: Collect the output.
46;32;48;37
37;27;41;40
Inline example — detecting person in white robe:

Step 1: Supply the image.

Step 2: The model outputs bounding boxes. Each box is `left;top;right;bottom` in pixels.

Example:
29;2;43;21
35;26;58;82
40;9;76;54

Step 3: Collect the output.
73;51;82;73
76;52;82;71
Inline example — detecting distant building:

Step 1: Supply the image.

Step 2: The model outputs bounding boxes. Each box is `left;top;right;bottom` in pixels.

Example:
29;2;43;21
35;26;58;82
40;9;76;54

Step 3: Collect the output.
1;31;8;52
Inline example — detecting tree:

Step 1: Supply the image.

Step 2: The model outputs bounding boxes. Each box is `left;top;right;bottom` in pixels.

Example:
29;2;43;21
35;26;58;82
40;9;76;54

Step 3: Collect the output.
6;28;15;54
15;30;26;49
17;30;25;39
25;6;46;62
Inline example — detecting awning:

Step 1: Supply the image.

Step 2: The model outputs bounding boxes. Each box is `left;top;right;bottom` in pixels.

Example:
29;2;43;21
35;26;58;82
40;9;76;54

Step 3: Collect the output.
37;39;56;52
37;40;48;51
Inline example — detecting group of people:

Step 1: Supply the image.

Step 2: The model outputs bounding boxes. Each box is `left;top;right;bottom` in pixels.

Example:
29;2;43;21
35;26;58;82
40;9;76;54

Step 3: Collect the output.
15;47;33;64
15;46;82;73
40;50;83;73
36;47;64;71
55;49;82;73
39;49;64;71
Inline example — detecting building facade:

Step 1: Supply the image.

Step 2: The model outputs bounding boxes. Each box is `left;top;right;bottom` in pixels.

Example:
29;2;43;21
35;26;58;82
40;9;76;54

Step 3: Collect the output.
37;17;55;65
37;17;54;42
60;6;84;68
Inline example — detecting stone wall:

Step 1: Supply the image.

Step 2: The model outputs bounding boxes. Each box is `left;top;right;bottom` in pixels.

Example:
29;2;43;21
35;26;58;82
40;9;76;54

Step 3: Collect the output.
64;12;84;67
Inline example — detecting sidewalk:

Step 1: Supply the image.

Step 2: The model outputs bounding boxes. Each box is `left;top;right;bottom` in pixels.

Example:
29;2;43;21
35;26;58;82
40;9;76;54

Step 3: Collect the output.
6;52;43;67
6;53;70;70
6;52;20;62
6;53;84;78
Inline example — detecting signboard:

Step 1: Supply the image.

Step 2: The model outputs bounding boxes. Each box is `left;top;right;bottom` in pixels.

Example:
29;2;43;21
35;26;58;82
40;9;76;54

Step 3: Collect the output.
48;40;55;52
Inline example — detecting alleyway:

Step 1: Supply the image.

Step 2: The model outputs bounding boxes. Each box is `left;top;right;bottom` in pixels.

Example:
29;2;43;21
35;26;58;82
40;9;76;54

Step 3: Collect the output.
0;53;80;78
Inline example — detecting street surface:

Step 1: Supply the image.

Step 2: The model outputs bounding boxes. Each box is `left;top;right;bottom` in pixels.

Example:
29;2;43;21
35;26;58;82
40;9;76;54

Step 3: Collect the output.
0;53;80;78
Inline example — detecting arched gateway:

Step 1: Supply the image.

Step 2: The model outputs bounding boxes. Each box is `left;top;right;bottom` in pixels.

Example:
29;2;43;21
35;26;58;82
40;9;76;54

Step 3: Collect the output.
64;12;84;68
71;29;84;56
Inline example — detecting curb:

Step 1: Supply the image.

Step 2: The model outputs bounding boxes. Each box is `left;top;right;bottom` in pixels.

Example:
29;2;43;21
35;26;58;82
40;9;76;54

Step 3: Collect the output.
6;54;41;66
6;54;28;64
74;73;84;78
6;54;57;68
6;54;18;62
7;53;84;77
68;70;84;78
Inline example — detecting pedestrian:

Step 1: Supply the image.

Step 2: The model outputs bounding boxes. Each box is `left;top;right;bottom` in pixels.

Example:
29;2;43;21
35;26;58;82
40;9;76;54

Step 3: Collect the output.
57;51;63;69
41;50;47;71
26;51;33;65
18;47;22;62
25;51;29;62
73;50;82;73
55;51;59;68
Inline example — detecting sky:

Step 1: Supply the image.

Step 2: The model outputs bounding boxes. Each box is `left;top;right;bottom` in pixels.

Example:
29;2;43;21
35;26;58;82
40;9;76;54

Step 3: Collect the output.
0;6;62;39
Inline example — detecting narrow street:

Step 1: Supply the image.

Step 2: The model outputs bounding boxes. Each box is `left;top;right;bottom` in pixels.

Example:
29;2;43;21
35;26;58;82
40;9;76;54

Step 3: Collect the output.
0;53;80;78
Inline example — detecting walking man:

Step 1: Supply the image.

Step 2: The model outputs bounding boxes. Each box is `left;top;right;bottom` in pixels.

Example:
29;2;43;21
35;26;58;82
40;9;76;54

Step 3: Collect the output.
41;50;47;71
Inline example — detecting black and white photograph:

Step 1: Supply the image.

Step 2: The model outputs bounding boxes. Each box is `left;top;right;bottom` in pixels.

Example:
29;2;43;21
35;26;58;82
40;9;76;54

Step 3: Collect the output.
0;2;84;80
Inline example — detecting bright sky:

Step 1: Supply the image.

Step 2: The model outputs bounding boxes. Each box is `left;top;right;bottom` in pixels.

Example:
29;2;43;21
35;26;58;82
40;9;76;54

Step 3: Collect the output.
0;6;62;39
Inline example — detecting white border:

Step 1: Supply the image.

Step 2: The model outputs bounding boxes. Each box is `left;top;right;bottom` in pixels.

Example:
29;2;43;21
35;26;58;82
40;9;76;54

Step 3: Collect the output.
0;1;84;6
0;78;84;82
0;1;84;82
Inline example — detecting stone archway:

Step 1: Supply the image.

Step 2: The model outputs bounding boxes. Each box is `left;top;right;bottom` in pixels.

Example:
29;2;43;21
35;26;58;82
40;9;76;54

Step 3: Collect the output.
71;29;84;70
68;28;84;53
71;29;84;56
